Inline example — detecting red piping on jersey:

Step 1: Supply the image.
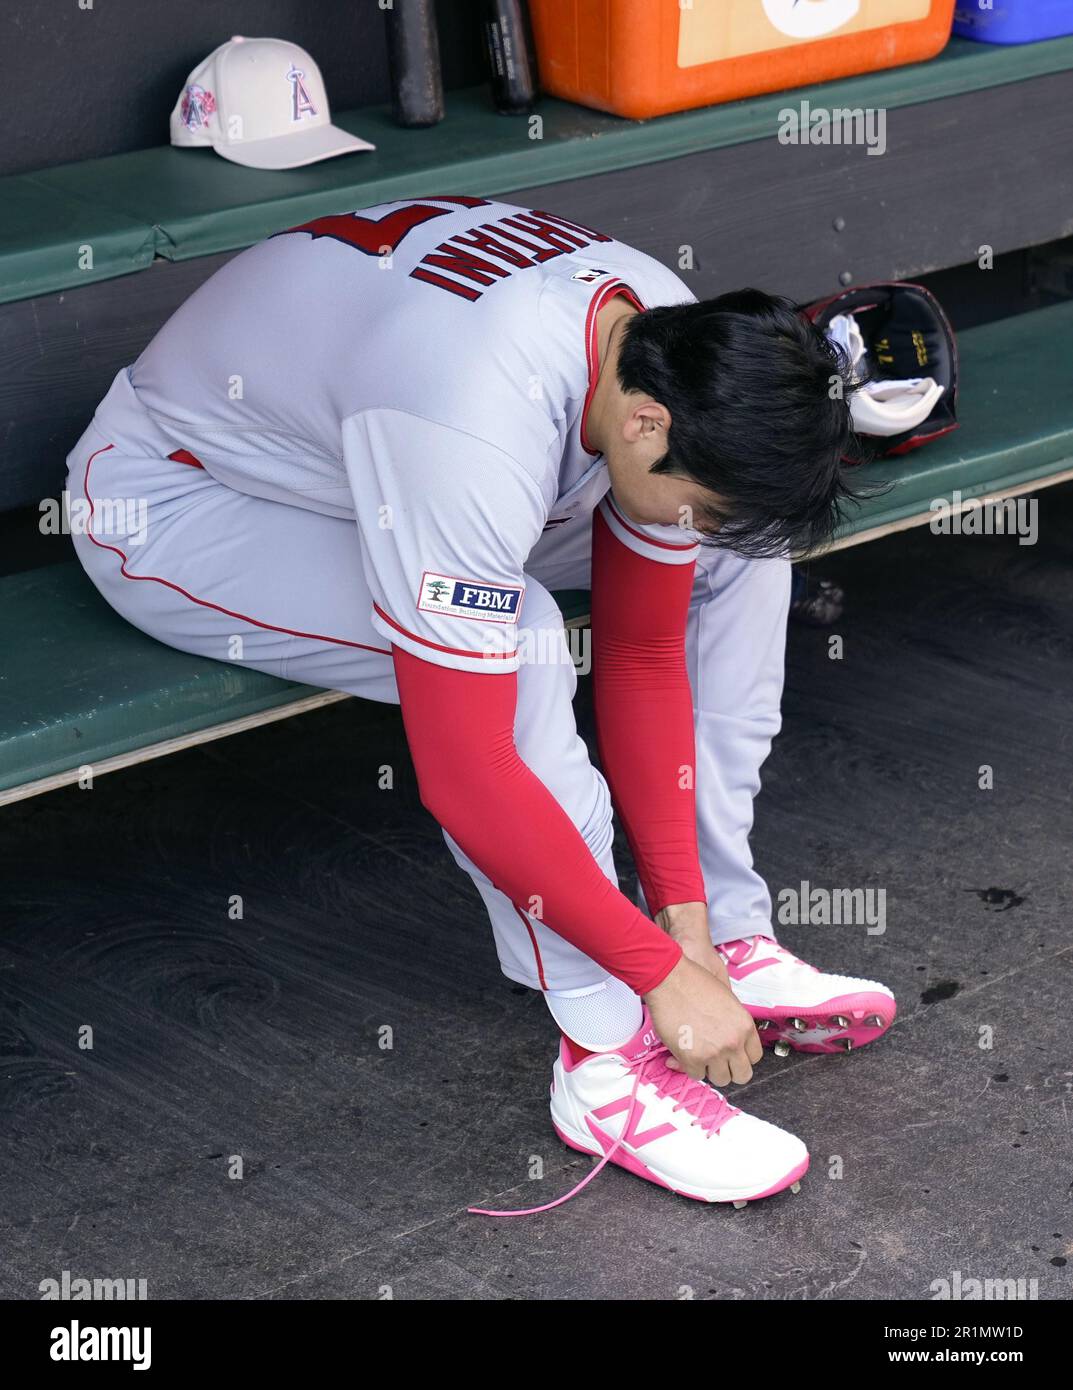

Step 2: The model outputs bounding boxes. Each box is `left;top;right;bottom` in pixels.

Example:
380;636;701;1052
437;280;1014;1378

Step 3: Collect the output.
603;494;698;552
514;905;549;989
373;601;517;661
81;443;391;657
168;447;204;468
580;279;647;457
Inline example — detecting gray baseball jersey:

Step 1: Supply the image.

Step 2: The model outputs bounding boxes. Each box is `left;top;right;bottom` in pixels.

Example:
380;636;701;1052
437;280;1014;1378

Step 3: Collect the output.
129;196;699;673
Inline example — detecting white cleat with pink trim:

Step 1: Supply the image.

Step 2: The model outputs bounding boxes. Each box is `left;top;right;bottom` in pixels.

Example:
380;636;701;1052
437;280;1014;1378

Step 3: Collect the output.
546;1013;808;1206
717;936;896;1055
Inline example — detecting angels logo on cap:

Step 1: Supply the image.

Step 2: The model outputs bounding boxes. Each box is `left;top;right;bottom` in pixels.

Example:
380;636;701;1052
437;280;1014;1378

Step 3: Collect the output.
170;36;375;170
179;83;216;131
287;64;318;122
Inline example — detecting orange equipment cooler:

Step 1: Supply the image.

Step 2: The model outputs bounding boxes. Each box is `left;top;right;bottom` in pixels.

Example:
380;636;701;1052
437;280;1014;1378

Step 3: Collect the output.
528;0;958;118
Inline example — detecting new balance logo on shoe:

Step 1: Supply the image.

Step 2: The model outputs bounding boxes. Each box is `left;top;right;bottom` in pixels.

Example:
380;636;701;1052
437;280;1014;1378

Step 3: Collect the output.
589;1096;676;1150
719;940;780;980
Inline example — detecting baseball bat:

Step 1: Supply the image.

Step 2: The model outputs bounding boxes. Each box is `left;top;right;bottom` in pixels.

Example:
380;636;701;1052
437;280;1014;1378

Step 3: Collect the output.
385;0;445;128
482;0;539;115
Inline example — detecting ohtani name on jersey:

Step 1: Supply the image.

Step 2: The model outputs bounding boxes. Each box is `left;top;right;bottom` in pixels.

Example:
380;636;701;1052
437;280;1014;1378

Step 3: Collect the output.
409;206;612;302
280;198;612;303
418;571;524;624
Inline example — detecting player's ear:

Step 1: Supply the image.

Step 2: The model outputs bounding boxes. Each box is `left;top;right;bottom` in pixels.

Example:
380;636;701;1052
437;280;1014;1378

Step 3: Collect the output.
636;401;670;440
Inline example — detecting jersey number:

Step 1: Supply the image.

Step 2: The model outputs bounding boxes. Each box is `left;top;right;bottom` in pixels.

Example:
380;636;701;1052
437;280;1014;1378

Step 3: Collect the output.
278;197;493;257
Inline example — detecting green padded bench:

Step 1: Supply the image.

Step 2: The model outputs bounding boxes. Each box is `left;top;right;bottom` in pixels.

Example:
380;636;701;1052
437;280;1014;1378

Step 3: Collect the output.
3;35;1072;303
3;35;1072;802
2;299;1072;805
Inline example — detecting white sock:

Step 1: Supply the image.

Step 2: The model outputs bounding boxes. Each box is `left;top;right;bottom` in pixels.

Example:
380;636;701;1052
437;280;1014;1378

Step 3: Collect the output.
544;977;643;1051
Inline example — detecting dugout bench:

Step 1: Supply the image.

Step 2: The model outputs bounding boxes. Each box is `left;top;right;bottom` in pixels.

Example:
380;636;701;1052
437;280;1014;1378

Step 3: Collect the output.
2;35;1072;805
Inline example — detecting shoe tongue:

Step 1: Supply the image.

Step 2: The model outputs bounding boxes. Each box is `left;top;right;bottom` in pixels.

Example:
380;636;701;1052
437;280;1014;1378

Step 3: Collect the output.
620;1011;662;1063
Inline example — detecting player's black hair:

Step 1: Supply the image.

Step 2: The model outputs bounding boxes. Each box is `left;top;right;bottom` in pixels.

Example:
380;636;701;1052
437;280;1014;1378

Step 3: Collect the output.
616;289;877;557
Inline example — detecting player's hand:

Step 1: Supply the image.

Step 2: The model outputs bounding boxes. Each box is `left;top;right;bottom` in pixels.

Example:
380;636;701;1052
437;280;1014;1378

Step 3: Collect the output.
643;955;762;1087
655;903;732;988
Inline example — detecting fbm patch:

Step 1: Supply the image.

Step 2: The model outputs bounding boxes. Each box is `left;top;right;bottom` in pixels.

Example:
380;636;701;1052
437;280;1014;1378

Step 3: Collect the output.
417;571;523;625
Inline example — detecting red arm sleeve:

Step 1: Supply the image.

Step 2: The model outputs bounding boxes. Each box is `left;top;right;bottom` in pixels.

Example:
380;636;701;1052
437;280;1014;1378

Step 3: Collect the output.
392;645;682;997
591;502;707;916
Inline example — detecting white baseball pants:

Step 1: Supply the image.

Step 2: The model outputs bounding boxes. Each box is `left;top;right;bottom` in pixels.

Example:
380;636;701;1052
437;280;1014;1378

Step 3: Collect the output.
67;369;789;993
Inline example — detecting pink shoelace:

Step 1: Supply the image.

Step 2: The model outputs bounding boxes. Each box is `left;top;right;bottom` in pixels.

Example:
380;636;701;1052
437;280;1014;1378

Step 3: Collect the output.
468;1041;736;1217
717;936;769;970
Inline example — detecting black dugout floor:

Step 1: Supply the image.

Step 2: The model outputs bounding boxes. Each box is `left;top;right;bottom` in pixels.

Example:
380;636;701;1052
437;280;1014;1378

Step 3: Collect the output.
2;485;1071;1302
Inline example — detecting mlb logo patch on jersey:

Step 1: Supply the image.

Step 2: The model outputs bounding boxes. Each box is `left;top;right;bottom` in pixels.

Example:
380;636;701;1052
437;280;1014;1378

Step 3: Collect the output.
571;267;608;283
417;572;523;625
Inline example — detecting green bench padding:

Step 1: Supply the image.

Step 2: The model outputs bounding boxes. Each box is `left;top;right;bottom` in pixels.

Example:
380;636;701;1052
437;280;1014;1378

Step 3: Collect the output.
3;298;1073;795
0;564;313;788
0;178;157;303
0;577;592;792
4;35;1073;303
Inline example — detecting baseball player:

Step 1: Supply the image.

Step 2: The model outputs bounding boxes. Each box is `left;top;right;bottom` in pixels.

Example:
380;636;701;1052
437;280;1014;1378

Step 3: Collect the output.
66;197;896;1209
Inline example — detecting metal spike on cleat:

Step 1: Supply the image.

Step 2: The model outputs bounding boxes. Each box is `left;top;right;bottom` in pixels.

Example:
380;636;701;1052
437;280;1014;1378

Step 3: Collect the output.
790;1181;802;1194
732;1199;748;1209
791;1017;808;1031
837;1037;854;1051
756;1019;772;1031
831;1015;849;1028
773;1040;791;1057
867;1014;884;1028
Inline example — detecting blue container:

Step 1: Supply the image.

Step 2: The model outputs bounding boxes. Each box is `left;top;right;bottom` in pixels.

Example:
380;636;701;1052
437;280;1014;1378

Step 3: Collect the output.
954;1;1073;43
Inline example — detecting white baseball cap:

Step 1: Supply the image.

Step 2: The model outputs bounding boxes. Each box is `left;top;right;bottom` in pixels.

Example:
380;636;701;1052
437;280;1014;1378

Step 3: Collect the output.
170;35;375;170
